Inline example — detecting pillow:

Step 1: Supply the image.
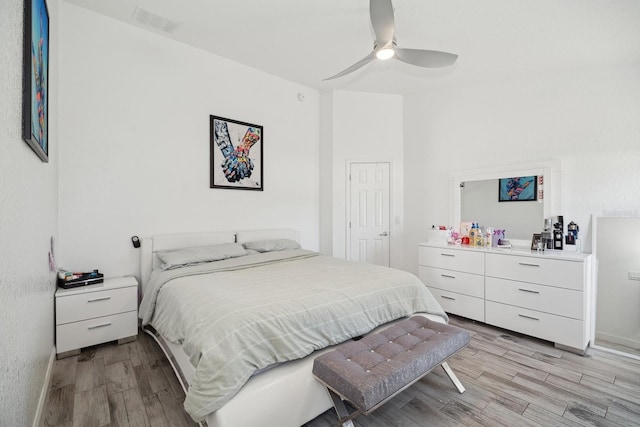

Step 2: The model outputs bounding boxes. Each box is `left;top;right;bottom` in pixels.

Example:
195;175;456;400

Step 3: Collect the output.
242;238;301;253
157;243;247;270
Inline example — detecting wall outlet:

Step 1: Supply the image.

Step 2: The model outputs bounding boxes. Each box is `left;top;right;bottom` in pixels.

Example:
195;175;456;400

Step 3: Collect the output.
629;271;640;281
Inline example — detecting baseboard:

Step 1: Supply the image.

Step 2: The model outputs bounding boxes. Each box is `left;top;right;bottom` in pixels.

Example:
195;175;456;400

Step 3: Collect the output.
32;346;56;427
595;331;640;350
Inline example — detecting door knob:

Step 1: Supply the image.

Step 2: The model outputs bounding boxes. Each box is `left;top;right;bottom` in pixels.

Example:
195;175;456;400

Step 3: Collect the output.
380;232;388;236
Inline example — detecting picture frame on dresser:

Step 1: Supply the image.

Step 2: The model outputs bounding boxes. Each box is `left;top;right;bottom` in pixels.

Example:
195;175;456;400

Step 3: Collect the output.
22;0;49;162
530;233;542;250
210;115;263;191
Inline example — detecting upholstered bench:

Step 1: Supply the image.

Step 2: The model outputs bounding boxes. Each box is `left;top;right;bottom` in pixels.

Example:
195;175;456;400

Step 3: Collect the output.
312;316;470;426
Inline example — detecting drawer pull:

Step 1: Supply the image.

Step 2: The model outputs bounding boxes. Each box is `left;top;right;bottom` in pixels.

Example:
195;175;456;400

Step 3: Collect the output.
518;314;539;321
87;296;111;303
518;288;540;294
88;322;112;330
441;274;456;279
441;295;456;300
518;262;540;267
440;253;455;257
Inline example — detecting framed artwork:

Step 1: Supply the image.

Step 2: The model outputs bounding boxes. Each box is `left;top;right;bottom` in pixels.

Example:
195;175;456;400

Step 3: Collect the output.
210;115;263;190
531;233;543;250
498;176;537;202
22;0;49;162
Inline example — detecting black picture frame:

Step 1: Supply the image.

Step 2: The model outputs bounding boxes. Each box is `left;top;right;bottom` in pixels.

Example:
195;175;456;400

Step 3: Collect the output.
210;115;263;190
498;176;537;202
22;0;50;162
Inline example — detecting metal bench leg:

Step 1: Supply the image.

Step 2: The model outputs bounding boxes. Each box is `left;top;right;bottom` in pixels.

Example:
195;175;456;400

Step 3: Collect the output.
441;361;465;393
326;388;358;427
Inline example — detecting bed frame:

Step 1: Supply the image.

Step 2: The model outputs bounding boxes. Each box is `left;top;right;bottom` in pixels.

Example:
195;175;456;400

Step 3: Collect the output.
139;229;444;427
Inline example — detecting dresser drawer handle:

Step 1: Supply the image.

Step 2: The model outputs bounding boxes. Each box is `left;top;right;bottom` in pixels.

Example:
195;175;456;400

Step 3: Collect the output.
518;288;540;294
441;274;456;279
88;322;112;330
87;296;111;303
518;262;540;267
518;314;539;321
441;295;456;300
440;253;455;257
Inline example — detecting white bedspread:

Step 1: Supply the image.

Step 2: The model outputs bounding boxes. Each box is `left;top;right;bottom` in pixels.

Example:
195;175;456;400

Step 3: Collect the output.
139;250;446;422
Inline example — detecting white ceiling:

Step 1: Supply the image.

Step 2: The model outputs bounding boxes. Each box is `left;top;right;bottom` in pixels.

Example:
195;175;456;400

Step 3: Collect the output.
63;0;640;94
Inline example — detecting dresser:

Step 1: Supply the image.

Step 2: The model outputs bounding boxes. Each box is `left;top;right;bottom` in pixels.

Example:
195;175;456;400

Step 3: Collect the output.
55;276;138;357
418;243;592;353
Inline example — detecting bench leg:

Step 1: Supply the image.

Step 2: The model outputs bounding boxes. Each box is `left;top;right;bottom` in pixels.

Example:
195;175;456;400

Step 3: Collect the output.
441;361;465;394
326;389;358;427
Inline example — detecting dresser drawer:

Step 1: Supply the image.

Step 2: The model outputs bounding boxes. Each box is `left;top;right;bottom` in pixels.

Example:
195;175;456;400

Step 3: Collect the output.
419;266;484;298
56;286;137;325
419;246;484;275
56;311;138;354
485;301;586;350
485;253;583;290
485;277;583;320
427;286;484;322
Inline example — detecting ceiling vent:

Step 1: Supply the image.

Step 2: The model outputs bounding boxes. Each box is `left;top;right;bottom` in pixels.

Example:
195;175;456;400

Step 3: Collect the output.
132;7;183;34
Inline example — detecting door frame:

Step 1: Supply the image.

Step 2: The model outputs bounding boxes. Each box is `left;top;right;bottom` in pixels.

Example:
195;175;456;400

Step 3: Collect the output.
345;160;393;263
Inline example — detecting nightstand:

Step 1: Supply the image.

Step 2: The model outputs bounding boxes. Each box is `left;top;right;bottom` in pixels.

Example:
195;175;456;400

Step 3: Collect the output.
55;276;138;358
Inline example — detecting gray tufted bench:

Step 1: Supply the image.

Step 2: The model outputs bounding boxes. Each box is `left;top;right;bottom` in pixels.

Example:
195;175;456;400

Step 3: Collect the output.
312;316;470;426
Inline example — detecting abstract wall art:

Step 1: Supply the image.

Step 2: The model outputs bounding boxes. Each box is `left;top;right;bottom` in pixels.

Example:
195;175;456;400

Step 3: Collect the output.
498;176;537;202
210;115;263;190
22;0;49;162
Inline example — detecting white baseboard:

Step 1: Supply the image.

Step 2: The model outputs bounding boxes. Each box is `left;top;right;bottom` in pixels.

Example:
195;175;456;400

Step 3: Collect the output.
595;331;640;350
33;346;56;427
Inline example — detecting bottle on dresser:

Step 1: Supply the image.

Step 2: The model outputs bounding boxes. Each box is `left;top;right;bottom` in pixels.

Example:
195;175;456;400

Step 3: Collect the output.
475;224;484;247
469;223;476;247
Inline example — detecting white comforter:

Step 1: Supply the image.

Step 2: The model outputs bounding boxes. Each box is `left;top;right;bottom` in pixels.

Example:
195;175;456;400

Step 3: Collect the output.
139;250;446;422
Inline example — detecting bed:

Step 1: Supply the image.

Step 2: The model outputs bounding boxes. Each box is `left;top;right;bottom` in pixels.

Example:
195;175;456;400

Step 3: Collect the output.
138;229;448;426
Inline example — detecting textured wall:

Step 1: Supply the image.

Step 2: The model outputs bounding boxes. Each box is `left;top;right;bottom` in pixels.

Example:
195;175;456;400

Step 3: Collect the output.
57;3;320;279
0;0;58;424
403;65;640;274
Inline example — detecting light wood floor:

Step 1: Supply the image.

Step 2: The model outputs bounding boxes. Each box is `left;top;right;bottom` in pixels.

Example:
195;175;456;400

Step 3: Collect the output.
42;316;640;426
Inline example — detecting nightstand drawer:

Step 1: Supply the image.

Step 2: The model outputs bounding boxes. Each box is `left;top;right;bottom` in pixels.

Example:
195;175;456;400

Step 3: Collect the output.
419;266;484;298
419;246;484;275
56;286;137;325
56;311;138;354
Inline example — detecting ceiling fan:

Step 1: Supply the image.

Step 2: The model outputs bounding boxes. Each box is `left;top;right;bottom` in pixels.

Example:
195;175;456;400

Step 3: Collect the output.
324;0;458;80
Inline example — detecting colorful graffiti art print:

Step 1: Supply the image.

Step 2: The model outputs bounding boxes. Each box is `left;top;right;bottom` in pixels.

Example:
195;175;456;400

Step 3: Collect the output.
22;0;49;162
498;176;537;202
210;116;263;190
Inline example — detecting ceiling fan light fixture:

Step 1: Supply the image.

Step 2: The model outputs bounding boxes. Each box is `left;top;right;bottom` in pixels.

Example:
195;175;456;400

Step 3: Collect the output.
376;47;395;60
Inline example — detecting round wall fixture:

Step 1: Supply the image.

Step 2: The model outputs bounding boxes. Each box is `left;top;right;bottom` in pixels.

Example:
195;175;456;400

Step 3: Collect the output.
297;93;305;102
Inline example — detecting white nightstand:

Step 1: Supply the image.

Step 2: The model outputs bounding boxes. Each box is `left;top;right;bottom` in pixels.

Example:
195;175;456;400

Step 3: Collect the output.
55;276;139;358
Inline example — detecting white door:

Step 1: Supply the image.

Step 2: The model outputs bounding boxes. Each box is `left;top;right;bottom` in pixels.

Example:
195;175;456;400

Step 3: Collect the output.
348;162;390;266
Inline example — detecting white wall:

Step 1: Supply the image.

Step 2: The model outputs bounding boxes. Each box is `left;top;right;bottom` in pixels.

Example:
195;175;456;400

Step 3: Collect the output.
326;90;406;269
0;0;59;423
404;65;640;274
57;3;320;278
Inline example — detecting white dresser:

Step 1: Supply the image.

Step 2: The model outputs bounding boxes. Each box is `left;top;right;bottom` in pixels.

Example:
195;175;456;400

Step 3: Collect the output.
418;243;592;352
55;276;138;357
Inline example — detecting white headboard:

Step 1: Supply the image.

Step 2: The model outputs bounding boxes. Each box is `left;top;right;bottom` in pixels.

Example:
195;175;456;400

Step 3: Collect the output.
140;229;300;292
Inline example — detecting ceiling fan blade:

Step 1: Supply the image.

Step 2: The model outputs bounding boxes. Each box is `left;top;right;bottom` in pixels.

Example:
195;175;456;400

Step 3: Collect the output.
323;51;377;80
370;0;395;43
394;47;458;68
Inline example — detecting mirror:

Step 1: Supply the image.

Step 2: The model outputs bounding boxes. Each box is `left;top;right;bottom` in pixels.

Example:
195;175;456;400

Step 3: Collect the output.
450;160;563;246
460;179;543;240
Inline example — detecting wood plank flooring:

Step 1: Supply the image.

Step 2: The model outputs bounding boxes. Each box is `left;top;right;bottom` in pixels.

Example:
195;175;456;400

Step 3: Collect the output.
41;316;640;426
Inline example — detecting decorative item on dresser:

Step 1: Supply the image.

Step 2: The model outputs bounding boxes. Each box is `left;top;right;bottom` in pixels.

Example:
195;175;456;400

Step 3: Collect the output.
418;243;593;354
55;276;138;359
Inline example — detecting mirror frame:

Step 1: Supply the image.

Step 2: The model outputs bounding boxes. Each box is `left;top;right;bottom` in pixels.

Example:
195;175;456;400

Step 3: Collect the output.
450;160;563;245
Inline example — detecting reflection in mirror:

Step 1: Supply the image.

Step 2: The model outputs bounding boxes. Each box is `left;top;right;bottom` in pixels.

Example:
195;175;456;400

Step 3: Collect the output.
460;179;543;240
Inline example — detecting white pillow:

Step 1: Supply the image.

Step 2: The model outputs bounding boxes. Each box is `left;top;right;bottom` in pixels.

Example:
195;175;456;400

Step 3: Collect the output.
242;238;301;253
157;243;247;270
